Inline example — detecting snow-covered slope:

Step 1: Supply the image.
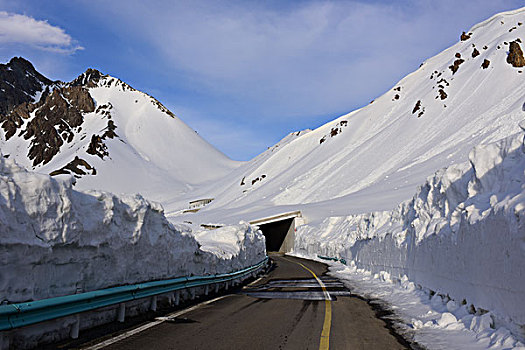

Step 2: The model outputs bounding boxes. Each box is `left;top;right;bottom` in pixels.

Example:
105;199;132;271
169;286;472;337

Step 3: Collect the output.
0;61;239;203
172;7;525;224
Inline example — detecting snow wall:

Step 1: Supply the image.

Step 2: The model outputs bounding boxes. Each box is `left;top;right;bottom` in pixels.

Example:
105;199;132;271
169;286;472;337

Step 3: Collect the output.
0;157;266;303
294;123;525;327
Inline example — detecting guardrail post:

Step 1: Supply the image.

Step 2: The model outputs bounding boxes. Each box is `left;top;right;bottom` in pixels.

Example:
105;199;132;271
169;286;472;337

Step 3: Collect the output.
70;315;80;339
215;283;219;293
150;296;157;311
225;281;229;290
205;285;209;296
175;291;180;306
117;303;125;323
190;288;196;300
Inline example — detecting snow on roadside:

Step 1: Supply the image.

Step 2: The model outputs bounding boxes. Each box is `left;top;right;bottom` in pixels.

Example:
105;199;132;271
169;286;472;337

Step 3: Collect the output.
293;122;525;346
0;157;266;303
194;223;266;269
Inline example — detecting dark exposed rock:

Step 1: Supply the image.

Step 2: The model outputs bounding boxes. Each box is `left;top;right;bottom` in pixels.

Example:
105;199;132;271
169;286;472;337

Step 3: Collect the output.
50;156;96;177
103;120;118;139
455;52;462;58
319;136;326;144
86;120;118;159
240;177;245;186
438;89;448;100
393;94;400;101
96;103;113;118
483;45;488;50
506;41;525;67
449;59;465;74
23;86;95;166
0;57;55;116
509;26;517;32
472;48;480;58
70;68;104;88
1;102;37;140
482;59;491;69
437;78;450;86
393;86;401;91
412;100;421;114
460;32;471;41
86;135;109;159
330;128;339;137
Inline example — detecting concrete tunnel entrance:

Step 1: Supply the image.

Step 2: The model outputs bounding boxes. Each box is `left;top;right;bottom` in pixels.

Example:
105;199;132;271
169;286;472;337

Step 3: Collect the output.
250;211;302;253
258;218;295;252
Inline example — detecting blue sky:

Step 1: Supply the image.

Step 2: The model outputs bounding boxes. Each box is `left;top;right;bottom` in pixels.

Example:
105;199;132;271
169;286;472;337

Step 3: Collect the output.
0;0;523;160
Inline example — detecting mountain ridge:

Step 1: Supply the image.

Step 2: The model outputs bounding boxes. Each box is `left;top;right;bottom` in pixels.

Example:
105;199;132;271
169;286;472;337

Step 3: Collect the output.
0;57;239;202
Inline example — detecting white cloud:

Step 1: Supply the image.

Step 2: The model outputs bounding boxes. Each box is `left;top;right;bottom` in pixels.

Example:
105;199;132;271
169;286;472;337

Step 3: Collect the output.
0;11;82;53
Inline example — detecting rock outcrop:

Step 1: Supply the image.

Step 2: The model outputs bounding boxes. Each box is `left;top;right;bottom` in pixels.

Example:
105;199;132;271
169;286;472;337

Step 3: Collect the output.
506;40;525;67
0;57;55;116
22;86;95;166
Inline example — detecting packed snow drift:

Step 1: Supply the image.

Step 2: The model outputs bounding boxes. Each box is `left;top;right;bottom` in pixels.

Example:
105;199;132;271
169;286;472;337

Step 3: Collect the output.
0;156;265;303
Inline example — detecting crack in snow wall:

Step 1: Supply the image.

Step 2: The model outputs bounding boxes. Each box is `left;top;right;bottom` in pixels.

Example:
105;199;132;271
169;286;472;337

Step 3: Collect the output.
293;123;525;330
0;158;266;303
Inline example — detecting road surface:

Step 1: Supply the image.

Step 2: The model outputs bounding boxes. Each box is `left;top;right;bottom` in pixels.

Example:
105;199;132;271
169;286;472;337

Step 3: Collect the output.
82;254;409;349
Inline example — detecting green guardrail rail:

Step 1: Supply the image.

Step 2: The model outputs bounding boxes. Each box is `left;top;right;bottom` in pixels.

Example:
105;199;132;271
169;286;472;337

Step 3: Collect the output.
317;255;347;265
0;257;268;331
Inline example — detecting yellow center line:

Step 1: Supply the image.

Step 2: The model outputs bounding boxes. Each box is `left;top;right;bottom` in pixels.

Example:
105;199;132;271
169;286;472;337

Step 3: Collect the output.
283;257;332;350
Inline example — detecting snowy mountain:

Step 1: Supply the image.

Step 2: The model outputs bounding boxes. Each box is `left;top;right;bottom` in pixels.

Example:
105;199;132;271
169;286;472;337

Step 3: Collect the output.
0;58;239;202
173;7;525;224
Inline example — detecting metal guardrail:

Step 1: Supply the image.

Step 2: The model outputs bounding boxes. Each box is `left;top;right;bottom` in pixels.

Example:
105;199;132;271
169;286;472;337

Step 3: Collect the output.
317;255;347;265
0;257;268;332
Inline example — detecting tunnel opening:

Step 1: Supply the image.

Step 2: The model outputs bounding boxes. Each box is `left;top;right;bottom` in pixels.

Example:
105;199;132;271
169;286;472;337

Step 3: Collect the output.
258;218;295;253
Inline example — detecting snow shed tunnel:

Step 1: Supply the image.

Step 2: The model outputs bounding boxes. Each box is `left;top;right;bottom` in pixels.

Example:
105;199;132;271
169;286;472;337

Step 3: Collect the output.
250;212;302;253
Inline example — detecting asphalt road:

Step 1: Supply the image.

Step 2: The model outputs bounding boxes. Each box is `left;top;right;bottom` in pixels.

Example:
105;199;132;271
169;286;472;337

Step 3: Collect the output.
84;254;409;350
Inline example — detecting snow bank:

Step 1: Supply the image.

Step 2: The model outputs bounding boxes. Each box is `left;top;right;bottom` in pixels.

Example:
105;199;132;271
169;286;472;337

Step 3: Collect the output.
194;223;265;266
294;123;525;332
0;158;265;303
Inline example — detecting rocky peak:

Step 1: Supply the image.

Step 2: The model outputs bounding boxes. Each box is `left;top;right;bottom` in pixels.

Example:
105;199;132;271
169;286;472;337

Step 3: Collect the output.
8;57;38;72
0;57;56;116
70;68;105;88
